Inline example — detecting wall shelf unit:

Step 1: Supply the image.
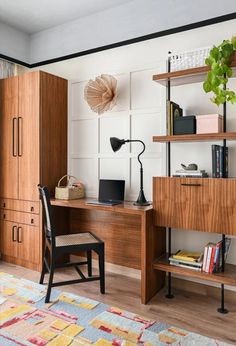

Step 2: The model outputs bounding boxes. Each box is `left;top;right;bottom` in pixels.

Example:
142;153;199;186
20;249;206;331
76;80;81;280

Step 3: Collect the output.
153;61;236;86
153;132;236;143
152;56;236;314
153;255;236;287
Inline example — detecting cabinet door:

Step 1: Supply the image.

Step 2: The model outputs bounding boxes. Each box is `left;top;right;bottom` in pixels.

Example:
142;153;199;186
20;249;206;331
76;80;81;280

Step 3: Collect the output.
0;77;19;199
17;224;40;264
18;72;40;201
0;220;18;258
153;177;236;235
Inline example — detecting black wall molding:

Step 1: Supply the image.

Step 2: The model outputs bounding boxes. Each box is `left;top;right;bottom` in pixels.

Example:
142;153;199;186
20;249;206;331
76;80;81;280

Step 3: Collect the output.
1;12;236;68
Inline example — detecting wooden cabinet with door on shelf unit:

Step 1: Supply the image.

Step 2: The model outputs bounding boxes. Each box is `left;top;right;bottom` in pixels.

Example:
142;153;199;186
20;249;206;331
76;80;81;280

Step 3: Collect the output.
152;53;236;313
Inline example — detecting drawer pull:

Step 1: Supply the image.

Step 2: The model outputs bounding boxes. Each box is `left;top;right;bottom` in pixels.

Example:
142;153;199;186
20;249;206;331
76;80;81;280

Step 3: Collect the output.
30;206;34;212
3;213;6;219
17;227;23;243
31;218;34;224
12;225;17;242
2;202;6;208
181;183;201;187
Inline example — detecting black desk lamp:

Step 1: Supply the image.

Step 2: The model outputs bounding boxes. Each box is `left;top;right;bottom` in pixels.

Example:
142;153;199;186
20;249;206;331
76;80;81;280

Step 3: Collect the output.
110;137;151;206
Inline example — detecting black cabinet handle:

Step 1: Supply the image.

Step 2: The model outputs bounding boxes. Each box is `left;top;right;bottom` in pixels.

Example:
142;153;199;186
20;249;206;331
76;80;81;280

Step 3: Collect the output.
12;225;17;242
31;206;34;212
181;183;201;186
17;227;23;243
31;218;34;224
18;117;23;157
2;202;6;208
12;117;17;157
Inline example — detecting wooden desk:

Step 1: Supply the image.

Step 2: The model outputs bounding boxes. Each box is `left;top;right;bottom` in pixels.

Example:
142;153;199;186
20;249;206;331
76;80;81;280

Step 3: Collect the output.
51;198;165;304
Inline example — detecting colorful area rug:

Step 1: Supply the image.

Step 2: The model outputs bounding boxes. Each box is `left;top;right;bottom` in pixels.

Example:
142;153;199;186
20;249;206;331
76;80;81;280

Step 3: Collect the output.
0;272;231;345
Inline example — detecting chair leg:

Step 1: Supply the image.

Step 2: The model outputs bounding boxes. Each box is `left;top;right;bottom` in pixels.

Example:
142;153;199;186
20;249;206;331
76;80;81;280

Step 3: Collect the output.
45;256;55;303
98;245;105;294
87;250;92;277
39;246;48;285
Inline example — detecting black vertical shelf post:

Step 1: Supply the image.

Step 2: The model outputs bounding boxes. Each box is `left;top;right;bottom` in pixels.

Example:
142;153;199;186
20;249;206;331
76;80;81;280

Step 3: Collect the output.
217;76;228;314
166;52;174;299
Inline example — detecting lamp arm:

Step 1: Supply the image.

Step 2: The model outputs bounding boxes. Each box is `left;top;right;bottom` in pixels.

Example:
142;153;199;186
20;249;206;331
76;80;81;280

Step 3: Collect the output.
125;139;145;168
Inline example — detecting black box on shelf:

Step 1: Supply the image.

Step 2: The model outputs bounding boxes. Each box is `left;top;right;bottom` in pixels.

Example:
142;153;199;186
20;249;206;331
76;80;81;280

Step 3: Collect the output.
174;115;196;135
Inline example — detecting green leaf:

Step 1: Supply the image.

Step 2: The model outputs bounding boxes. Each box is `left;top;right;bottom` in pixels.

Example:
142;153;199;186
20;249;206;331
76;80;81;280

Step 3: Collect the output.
226;68;233;77
203;81;211;93
210;47;220;61
221;43;233;58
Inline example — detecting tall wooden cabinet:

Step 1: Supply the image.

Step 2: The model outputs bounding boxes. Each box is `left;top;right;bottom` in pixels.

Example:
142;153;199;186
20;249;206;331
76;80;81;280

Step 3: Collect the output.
0;71;67;270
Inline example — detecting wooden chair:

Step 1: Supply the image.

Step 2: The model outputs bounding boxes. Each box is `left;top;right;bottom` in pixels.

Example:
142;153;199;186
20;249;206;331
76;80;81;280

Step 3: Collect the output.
38;185;105;303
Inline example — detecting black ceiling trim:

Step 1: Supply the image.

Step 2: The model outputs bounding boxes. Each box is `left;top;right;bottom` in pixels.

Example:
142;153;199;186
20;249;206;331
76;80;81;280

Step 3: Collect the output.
1;12;236;68
0;53;30;68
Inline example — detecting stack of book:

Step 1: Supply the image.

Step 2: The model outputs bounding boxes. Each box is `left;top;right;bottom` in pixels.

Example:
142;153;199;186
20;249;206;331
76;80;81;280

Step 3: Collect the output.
212;144;228;178
166;100;182;135
169;250;203;271
173;169;208;178
202;238;231;273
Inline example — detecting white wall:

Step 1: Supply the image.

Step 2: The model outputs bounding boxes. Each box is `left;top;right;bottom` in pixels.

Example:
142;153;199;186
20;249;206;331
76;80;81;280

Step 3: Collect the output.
39;18;236;288
0;21;30;63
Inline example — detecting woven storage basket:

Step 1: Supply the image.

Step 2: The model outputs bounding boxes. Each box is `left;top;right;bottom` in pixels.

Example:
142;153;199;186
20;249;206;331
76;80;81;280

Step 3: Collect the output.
55;175;84;200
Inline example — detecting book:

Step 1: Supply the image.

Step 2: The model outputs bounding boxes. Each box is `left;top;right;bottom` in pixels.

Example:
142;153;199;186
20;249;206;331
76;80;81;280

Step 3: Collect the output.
203;245;208;272
172;250;203;263
204;243;215;273
213;240;222;273
209;245;216;274
212;145;228;178
169;257;202;268
212;145;216;178
169;262;202;271
166;100;182;135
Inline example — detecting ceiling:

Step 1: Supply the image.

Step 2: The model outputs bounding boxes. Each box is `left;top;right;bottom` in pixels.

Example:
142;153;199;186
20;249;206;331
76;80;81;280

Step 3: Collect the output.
0;0;132;33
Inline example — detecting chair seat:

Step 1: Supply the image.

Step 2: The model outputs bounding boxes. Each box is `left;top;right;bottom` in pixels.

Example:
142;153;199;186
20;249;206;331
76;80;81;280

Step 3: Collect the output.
55;232;99;247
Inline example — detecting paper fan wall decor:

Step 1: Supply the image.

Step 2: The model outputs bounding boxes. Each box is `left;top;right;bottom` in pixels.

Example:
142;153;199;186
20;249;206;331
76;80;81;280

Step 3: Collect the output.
84;74;117;115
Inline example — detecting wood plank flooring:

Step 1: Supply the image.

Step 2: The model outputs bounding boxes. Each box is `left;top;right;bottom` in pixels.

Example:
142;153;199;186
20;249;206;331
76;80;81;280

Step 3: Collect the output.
1;261;236;345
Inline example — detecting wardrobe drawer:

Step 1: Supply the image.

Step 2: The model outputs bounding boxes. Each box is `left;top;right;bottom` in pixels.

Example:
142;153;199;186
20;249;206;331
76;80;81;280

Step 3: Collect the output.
153;177;236;235
0;199;39;214
0;210;40;227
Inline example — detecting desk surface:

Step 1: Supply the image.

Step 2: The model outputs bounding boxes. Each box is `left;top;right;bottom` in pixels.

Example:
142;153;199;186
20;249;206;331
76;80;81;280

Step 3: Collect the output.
51;198;152;215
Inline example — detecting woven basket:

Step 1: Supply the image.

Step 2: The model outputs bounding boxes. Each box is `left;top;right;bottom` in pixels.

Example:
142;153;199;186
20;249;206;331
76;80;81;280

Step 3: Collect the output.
55;175;85;200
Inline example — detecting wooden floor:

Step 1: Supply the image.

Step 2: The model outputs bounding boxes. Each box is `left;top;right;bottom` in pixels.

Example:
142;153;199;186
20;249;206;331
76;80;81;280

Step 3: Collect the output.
1;261;236;345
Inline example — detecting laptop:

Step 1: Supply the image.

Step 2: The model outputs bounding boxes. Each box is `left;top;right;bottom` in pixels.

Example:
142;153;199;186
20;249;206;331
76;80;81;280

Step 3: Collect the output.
87;179;125;206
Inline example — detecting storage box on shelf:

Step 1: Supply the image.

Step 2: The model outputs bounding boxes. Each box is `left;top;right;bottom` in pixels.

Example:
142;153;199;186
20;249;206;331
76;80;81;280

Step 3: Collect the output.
152;57;236;313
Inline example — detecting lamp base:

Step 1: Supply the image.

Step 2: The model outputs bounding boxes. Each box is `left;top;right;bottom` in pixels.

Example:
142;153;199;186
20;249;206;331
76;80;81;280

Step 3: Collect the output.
133;201;151;206
133;189;152;206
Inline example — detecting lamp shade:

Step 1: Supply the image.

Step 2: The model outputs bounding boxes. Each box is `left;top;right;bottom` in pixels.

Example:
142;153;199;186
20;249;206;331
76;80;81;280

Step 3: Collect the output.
110;137;125;152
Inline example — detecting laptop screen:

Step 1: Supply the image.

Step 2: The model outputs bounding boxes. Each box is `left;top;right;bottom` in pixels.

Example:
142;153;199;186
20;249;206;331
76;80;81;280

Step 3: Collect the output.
99;179;125;202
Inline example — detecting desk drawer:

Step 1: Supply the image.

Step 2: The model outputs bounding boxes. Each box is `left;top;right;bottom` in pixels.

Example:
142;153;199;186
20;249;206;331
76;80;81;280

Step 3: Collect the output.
0;199;39;214
0;209;39;227
153;177;236;235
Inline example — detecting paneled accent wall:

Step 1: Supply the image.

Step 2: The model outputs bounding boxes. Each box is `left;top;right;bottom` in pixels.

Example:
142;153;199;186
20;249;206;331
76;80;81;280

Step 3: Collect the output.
68;67;166;200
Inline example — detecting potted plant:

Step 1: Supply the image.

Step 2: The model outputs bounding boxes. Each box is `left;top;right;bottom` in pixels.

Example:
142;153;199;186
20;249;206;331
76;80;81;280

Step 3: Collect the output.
203;36;236;106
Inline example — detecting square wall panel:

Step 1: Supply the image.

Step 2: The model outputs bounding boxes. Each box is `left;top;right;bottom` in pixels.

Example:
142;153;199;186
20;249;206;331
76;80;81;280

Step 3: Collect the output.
71;119;98;156
100;158;129;180
131;113;162;154
131;69;162;110
70;81;94;118
70;158;98;197
130;157;162;201
100;114;130;154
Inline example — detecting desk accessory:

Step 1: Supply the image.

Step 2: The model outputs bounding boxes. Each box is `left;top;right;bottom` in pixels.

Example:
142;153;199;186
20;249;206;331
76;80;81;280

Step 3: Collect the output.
55;175;84;200
110;137;151;206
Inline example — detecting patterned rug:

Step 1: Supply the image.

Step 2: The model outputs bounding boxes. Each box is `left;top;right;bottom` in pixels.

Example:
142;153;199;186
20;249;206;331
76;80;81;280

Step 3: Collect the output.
0;272;232;346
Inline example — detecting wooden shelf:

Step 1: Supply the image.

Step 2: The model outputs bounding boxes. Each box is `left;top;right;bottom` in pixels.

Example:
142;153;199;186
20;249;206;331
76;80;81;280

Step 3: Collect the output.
153;132;236;143
153;61;236;86
153;255;236;286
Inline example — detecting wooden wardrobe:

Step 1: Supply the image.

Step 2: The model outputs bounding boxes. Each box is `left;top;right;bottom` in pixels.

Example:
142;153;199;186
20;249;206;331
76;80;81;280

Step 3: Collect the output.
0;71;67;270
